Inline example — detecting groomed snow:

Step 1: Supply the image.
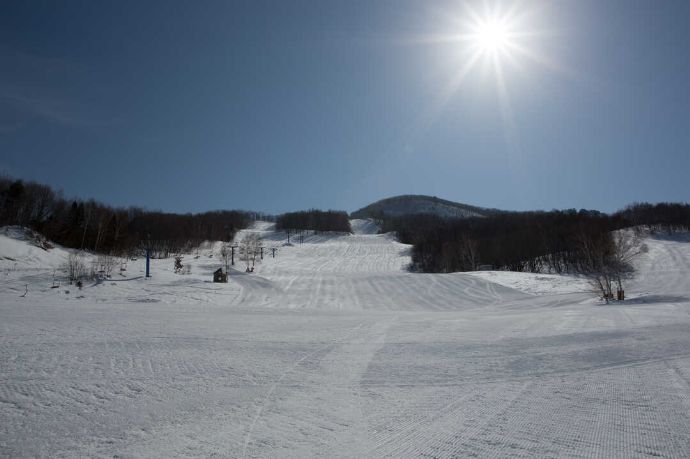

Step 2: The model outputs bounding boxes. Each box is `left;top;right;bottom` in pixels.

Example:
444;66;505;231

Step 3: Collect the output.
1;222;690;457
466;271;593;296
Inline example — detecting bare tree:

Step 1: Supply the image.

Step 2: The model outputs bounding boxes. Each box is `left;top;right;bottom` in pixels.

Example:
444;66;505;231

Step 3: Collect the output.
93;207;110;252
609;230;644;299
577;230;642;302
576;230;613;301
219;243;232;273
460;234;479;271
239;233;262;270
80;201;94;250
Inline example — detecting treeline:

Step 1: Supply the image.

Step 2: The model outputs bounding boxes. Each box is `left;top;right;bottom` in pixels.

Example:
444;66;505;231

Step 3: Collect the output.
275;209;351;233
0;177;251;257
382;202;690;273
616;202;690;232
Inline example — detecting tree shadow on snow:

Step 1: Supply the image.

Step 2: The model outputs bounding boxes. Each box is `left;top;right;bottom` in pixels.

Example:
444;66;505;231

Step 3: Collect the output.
616;294;689;305
648;232;690;243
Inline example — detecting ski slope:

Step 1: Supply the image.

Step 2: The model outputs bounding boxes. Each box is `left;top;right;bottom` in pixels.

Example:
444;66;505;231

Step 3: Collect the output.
1;222;690;457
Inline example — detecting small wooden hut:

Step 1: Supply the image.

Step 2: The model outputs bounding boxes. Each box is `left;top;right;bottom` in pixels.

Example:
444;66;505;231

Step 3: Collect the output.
213;268;228;283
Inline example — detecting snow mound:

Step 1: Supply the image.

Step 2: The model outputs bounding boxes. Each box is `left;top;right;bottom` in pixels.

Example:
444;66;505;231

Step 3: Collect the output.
0;226;70;270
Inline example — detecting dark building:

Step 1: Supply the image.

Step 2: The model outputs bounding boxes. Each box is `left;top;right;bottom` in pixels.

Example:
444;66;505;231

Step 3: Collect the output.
213;268;228;283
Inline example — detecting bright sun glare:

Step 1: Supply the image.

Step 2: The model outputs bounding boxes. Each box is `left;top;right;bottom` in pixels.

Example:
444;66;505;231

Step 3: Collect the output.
473;19;511;54
406;2;559;145
457;2;531;69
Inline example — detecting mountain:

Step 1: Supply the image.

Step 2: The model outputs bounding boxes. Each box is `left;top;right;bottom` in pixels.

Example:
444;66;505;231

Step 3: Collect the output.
350;195;500;220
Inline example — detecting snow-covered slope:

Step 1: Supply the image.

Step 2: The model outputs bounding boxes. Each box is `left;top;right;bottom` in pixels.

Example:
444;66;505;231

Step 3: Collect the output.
350;218;380;235
466;270;592;296
2;223;690;458
0;221;526;310
0;226;71;270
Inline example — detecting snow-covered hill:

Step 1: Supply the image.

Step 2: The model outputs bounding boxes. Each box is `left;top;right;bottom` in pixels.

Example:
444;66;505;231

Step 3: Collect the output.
351;195;499;219
1;222;690;458
0;226;70;269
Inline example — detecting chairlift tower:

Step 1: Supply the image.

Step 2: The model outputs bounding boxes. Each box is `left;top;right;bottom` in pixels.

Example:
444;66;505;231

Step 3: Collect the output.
145;234;151;278
230;244;238;266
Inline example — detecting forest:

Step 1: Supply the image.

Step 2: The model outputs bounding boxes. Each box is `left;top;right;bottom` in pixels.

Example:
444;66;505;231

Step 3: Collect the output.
2;175;688;274
381;203;690;274
0;177;251;257
275;209;352;233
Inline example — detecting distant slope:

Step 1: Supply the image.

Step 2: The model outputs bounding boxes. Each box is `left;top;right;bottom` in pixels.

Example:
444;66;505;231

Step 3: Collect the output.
351;195;500;219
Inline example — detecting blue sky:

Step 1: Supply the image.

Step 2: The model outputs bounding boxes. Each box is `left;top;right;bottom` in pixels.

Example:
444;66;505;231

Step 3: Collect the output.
1;0;688;214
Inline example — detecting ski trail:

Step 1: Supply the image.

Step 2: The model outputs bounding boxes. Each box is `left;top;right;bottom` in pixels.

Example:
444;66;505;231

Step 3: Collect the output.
241;323;365;457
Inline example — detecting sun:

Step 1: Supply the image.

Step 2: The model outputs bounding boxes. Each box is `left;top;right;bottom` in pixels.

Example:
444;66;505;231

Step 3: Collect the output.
472;18;511;55
401;1;559;145
456;2;531;65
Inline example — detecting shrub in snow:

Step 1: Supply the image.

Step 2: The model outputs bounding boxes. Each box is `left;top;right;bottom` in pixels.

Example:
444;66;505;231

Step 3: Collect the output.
64;254;87;284
174;255;184;274
93;255;115;278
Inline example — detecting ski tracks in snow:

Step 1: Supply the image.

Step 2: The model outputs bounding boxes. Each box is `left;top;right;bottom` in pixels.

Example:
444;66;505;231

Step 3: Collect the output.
3;223;690;457
242;318;396;458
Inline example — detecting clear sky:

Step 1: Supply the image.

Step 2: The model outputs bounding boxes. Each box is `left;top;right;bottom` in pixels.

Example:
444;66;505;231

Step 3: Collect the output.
1;0;688;214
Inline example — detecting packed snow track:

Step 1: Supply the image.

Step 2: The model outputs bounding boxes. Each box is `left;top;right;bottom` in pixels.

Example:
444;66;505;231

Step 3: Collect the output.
1;222;689;457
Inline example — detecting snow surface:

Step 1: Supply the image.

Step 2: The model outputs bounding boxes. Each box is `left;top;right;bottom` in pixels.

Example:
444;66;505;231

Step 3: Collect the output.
1;221;690;458
466;271;593;296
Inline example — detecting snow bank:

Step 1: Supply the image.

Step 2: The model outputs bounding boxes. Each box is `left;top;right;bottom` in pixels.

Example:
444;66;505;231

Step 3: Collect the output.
0;226;71;270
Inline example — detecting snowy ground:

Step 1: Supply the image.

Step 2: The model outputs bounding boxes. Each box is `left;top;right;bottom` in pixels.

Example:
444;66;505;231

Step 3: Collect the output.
1;221;689;457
